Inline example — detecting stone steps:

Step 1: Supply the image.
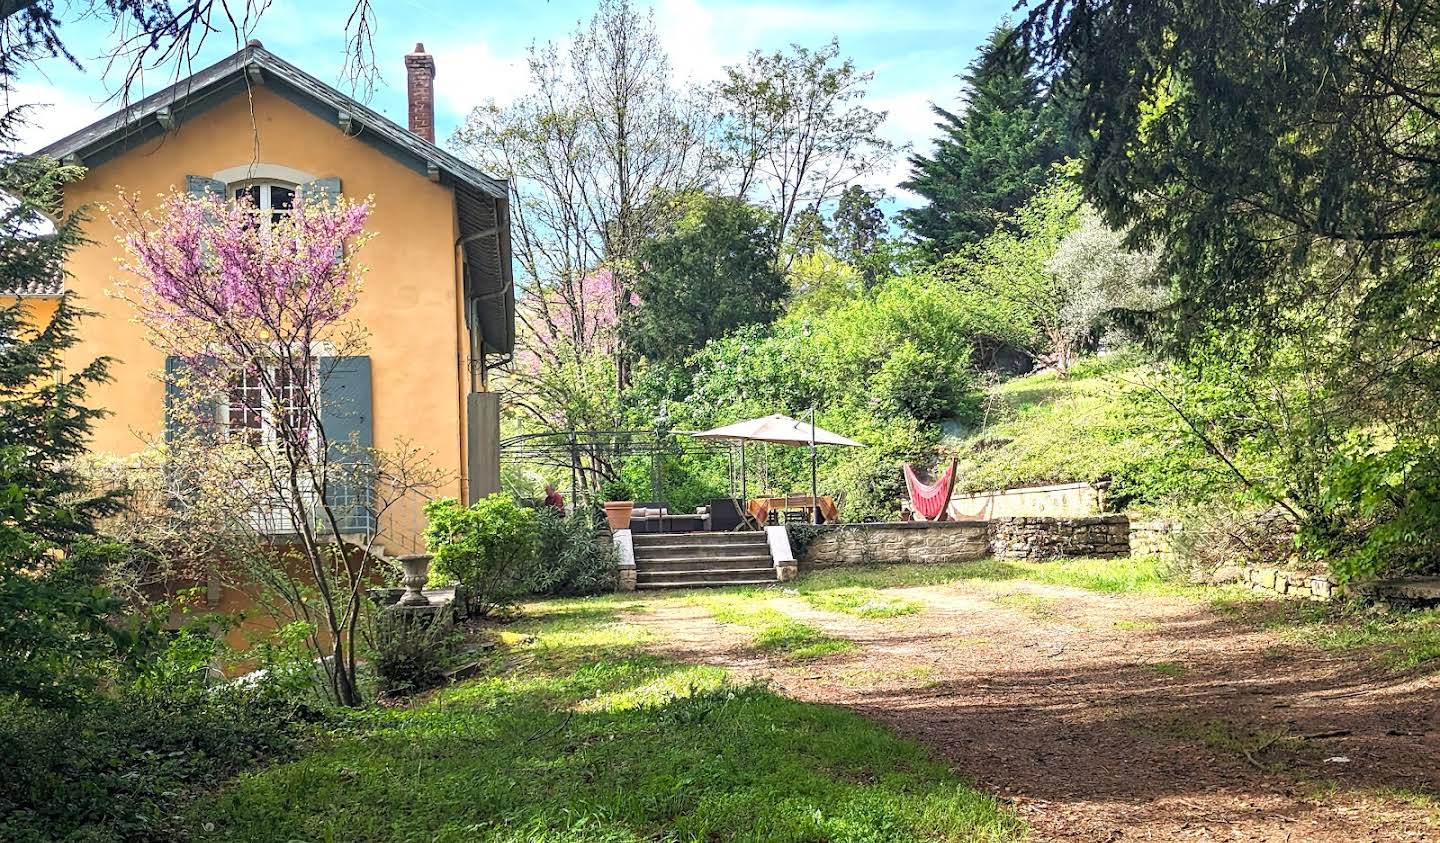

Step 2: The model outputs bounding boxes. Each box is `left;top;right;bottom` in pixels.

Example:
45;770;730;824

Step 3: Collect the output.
635;554;774;572
636;566;776;584
636;577;778;590
630;530;777;589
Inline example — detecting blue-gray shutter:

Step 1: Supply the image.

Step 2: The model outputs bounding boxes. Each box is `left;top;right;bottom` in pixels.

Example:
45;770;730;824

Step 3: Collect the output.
319;355;373;534
299;177;342;207
185;175;226;200
164;355;219;443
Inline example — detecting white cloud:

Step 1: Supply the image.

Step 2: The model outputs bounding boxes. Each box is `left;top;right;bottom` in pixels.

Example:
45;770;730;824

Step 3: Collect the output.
4;82;106;153
428;40;533;117
654;0;731;84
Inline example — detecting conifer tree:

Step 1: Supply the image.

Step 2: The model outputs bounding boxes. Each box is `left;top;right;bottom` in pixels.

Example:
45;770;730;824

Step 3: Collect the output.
901;25;1074;252
0;107;126;703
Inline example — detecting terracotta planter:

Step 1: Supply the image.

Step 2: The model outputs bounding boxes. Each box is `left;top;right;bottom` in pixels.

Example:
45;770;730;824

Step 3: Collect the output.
603;501;635;531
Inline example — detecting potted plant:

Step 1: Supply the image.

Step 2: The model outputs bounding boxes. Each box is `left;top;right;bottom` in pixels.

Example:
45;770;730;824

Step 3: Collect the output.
603;500;634;530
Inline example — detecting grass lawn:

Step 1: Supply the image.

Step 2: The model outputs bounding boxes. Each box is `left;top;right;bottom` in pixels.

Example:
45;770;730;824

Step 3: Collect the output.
193;596;1022;842
686;590;857;660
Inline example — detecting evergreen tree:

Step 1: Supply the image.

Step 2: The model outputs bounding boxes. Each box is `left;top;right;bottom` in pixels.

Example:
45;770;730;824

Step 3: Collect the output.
828;186;887;284
629;192;787;366
0;135;127;703
901;25;1073;252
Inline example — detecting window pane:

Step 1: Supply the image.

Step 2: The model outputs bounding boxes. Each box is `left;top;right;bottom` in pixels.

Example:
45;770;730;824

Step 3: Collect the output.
227;368;263;446
270;186;294;225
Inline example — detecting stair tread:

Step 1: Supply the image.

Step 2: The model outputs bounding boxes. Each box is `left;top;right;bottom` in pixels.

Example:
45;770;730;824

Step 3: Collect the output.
636;578;777;589
636;553;777;559
636;566;776;576
630;536;766;541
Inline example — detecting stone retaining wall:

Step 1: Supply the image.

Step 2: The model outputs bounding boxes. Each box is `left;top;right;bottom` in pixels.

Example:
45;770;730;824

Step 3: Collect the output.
988;515;1131;560
796;515;1130;568
799;521;991;568
1225;566;1339;601
1128;518;1181;562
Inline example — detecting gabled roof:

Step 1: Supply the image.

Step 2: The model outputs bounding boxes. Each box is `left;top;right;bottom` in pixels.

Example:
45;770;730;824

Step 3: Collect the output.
39;42;506;200
36;42;515;355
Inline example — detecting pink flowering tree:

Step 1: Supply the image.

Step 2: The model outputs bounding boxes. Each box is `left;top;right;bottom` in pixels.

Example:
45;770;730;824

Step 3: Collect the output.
114;189;441;706
511;267;644;496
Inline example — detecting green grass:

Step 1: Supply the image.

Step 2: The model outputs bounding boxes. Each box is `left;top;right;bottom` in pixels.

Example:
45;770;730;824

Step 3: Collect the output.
1114;618;1159;631
692;593;857;661
953;351;1229;510
193;598;1020;842
798;586;922;618
1212;598;1440;672
992;592;1060;620
796;557;1213;598
1148;661;1187;677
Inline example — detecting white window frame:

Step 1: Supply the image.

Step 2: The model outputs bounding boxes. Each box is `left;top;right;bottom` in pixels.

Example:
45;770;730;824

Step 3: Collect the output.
219;356;323;535
230;179;298;229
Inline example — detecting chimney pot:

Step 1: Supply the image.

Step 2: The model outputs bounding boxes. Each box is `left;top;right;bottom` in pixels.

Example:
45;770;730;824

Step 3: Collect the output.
405;43;437;144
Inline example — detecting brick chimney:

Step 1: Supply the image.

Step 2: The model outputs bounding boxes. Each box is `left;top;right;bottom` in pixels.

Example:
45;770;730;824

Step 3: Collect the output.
404;43;437;143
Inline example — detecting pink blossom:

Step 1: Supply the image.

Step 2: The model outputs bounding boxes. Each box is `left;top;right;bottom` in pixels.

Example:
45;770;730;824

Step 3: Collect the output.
114;189;372;363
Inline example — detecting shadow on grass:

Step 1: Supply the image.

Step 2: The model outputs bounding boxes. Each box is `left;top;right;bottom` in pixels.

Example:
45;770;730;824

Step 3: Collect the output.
194;631;1021;843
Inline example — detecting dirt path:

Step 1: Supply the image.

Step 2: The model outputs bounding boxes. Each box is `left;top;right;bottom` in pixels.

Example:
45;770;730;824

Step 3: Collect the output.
633;580;1440;842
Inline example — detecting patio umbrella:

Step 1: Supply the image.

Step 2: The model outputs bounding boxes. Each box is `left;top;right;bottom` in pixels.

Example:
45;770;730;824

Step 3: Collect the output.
689;413;864;523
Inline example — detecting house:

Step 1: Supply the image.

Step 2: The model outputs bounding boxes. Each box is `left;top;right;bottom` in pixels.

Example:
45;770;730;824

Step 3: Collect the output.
19;41;513;551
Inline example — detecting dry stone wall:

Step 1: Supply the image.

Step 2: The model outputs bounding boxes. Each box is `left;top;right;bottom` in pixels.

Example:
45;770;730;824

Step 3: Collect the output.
988;515;1131;560
1128;518;1181;562
800;522;990;568
796;515;1131;568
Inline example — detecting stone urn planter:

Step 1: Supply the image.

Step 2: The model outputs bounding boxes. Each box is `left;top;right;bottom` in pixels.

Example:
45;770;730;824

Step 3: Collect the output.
603;501;634;531
397;554;433;606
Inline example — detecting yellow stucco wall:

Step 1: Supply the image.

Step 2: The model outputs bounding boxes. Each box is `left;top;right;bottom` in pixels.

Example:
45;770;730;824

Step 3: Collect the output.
0;295;60;326
59;86;468;501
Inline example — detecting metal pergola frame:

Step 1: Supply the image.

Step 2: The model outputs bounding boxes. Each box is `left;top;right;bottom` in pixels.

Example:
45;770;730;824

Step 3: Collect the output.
500;429;740;508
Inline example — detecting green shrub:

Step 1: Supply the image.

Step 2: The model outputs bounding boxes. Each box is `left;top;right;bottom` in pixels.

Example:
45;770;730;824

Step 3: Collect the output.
871;341;979;425
423;494;538;617
531;507;617;596
0;633;314;843
365;610;457;697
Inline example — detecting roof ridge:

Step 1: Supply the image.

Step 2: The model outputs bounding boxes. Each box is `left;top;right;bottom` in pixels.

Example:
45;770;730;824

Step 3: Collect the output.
36;44;506;200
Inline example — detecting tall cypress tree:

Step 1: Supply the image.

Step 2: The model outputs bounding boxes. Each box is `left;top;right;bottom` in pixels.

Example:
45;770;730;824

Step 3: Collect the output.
901;25;1074;253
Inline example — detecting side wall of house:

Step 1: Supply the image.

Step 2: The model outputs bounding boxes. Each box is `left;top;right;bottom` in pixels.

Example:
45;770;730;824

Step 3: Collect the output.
0;296;60;327
59;87;467;501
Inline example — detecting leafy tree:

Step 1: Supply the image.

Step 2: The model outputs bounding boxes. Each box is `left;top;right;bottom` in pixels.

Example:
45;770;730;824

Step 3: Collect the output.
936;172;1084;372
1046;207;1166;350
456;0;708;388
786;250;865;319
827;185;887;286
902;25;1074;251
787;206;828;258
713;39;897;255
629;192;787;366
1019;1;1440;577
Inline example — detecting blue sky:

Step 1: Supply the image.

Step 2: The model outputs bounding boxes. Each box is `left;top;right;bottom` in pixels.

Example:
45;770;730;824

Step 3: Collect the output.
8;0;1017;209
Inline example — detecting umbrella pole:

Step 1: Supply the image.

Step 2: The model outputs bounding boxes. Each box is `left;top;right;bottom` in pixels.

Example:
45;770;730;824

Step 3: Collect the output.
810;405;819;524
740;441;748;514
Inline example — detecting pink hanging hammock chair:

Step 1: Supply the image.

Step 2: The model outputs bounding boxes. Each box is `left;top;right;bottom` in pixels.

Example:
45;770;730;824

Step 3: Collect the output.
903;458;958;521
